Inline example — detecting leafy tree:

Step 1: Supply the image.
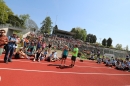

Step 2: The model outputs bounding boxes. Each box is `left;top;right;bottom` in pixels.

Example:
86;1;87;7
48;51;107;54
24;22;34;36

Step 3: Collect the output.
6;14;24;27
40;16;53;34
115;44;122;50
19;14;30;26
102;38;107;46
93;35;97;43
107;37;112;47
71;27;87;41
0;0;13;24
0;0;4;3
71;28;76;32
86;34;97;43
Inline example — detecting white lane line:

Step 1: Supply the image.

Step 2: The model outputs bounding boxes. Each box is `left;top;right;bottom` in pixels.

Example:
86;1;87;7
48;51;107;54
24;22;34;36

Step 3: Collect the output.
13;60;52;65
0;76;1;81
0;59;52;65
0;68;130;76
75;65;112;69
0;59;112;69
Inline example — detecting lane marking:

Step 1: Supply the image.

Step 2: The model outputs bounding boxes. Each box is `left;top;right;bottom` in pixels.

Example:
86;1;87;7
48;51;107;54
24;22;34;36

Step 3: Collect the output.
12;60;52;65
75;65;113;69
0;68;129;76
0;76;1;81
0;59;52;64
0;59;111;69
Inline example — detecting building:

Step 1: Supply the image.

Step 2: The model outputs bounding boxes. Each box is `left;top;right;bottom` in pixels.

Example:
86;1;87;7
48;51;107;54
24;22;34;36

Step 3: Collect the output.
53;29;75;38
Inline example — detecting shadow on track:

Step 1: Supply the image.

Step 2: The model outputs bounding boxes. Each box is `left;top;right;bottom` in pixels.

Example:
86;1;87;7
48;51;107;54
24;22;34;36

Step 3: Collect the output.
56;65;72;69
47;64;72;69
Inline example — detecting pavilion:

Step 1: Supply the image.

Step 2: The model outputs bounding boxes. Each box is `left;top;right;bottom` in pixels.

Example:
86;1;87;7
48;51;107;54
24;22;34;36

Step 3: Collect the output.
53;29;75;38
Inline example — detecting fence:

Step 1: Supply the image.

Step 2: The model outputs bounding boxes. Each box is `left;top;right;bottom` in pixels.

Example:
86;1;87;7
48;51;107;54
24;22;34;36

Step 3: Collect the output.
82;46;128;58
0;24;24;30
45;37;128;58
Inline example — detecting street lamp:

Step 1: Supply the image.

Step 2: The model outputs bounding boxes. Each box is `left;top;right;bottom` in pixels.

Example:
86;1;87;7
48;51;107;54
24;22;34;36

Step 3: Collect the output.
99;38;102;44
55;15;58;25
2;6;5;27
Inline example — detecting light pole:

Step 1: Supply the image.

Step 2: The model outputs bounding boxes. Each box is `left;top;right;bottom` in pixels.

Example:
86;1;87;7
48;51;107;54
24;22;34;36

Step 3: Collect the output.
99;38;102;44
55;15;58;25
14;21;19;28
89;37;90;43
2;6;5;27
46;12;48;17
53;15;58;36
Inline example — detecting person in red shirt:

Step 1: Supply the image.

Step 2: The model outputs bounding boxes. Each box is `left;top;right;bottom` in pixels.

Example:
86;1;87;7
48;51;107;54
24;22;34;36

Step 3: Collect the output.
0;29;8;56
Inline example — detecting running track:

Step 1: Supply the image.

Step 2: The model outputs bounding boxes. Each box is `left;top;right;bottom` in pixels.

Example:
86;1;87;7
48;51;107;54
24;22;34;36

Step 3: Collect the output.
0;54;130;86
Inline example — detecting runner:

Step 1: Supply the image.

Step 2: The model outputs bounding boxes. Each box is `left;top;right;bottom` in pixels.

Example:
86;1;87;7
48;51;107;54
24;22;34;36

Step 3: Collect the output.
70;45;79;67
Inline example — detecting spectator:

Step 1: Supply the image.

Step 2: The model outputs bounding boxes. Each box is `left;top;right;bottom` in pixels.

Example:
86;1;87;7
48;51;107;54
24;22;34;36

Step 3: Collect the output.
0;29;8;56
4;34;17;63
33;48;42;62
15;48;29;59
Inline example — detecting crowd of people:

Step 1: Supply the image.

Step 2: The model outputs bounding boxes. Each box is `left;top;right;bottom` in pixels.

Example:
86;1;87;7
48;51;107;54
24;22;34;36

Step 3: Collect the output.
88;50;130;72
0;29;130;71
0;29;79;68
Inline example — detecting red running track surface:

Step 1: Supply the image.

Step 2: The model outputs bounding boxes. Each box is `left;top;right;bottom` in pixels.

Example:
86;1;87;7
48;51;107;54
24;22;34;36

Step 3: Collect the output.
0;54;130;86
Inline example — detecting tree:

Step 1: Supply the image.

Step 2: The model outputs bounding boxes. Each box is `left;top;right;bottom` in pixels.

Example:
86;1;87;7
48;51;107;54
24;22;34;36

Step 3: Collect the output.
19;14;30;26
52;25;58;34
93;35;97;43
40;16;53;34
102;38;107;46
126;45;129;51
107;37;112;47
71;28;76;32
0;0;13;24
71;27;87;41
115;44;122;50
86;34;97;43
80;29;87;41
6;14;24;27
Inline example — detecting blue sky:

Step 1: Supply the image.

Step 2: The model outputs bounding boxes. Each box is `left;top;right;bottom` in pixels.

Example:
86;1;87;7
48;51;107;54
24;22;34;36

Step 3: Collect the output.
4;0;130;49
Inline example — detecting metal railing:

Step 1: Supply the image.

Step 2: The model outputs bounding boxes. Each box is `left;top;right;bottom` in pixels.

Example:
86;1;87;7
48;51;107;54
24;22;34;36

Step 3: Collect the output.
44;36;128;58
0;24;25;30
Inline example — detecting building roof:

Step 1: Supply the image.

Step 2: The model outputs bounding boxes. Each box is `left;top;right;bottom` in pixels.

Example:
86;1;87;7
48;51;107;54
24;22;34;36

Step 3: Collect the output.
55;29;75;35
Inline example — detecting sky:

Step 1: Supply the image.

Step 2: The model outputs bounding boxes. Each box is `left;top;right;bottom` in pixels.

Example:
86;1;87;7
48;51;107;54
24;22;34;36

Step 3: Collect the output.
4;0;130;49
